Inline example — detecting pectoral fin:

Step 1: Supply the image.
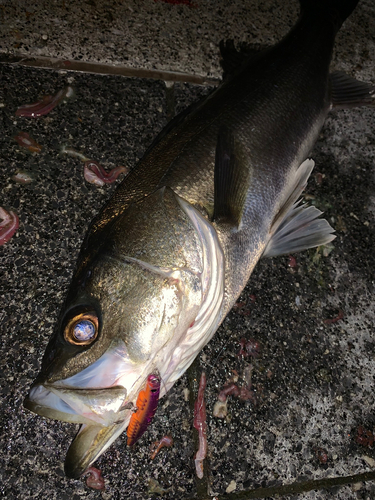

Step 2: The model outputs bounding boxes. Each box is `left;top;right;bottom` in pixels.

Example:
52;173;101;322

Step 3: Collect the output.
330;71;375;108
212;126;249;228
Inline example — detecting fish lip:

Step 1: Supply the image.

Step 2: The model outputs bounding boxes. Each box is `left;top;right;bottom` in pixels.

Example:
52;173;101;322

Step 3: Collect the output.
24;392;43;413
23;394;39;415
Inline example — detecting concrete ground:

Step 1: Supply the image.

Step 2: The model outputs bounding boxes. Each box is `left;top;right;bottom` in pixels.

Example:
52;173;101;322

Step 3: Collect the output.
1;0;375;499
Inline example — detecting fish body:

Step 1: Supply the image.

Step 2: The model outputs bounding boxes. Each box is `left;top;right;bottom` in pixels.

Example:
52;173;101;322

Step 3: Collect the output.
25;0;374;478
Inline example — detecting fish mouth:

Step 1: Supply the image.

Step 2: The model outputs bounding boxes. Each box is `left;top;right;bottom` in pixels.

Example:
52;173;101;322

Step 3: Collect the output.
24;340;146;425
23;341;147;477
24;383;133;478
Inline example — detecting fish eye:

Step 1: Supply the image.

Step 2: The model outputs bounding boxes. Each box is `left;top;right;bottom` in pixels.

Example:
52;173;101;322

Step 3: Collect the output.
64;312;99;346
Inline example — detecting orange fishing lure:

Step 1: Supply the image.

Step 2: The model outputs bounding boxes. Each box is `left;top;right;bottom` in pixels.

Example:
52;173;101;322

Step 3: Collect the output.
127;374;161;446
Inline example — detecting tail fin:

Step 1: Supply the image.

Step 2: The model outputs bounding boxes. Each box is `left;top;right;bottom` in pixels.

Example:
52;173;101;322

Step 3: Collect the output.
299;0;359;27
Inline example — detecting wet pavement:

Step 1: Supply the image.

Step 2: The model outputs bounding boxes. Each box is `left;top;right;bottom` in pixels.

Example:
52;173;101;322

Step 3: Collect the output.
1;1;375;499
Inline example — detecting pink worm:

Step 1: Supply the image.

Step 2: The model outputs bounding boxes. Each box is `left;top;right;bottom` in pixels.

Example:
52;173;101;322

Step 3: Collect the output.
0;207;19;245
238;337;261;358
194;371;207;479
15;86;74;117
323;310;344;324
14;132;42;153
84;467;105;490
150;435;174;459
83;161;128;186
218;383;240;402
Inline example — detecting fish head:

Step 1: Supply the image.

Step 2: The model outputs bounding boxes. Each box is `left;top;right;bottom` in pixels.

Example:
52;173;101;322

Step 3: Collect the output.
24;187;225;477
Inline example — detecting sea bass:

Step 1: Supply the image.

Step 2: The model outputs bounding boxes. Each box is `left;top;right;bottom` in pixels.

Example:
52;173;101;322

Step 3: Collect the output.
24;0;374;479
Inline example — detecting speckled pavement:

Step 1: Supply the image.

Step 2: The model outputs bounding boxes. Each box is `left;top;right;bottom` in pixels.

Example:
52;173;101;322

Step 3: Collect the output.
1;1;375;499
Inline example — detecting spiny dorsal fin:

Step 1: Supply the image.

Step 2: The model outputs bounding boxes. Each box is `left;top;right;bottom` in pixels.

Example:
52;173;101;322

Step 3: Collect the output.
330;71;375;108
220;40;269;79
212;126;248;228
